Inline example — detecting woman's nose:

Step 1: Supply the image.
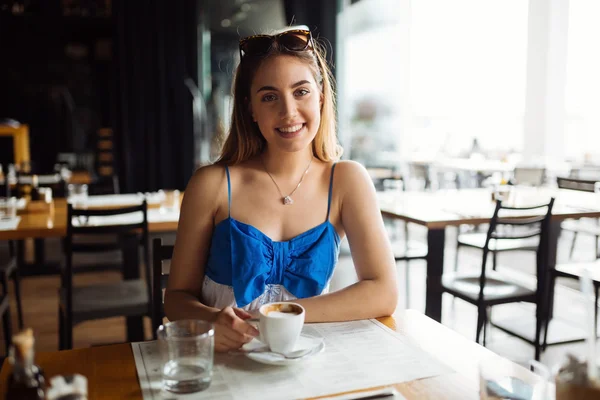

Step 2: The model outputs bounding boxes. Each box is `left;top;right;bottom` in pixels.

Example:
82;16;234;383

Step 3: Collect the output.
279;95;298;118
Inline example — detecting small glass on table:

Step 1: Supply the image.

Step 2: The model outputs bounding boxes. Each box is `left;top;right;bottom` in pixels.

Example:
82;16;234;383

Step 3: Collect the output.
0;197;17;220
479;357;548;400
67;184;88;208
159;190;181;213
157;320;214;394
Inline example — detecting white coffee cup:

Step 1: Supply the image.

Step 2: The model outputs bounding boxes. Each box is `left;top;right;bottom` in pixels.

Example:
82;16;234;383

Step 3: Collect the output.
258;302;305;353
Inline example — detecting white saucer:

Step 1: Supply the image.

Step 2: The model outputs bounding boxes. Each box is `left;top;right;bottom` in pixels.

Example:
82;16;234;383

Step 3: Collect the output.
242;335;325;366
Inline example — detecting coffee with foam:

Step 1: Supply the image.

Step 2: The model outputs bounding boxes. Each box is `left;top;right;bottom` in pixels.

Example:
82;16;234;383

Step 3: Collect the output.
258;302;305;353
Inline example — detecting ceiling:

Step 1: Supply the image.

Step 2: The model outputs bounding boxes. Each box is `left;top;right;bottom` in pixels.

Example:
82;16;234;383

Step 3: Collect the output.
208;0;287;37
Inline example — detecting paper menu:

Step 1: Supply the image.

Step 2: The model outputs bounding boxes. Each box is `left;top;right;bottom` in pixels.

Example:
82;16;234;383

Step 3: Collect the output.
132;319;452;400
0;216;21;231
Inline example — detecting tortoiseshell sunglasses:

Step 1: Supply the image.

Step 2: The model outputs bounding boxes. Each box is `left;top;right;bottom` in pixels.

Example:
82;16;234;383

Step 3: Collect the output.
239;29;313;60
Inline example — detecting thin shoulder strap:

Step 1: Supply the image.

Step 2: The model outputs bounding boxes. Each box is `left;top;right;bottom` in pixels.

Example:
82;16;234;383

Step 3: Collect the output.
225;166;231;218
326;163;337;221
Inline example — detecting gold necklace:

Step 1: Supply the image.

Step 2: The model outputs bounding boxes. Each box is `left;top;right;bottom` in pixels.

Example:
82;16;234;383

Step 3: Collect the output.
261;156;313;205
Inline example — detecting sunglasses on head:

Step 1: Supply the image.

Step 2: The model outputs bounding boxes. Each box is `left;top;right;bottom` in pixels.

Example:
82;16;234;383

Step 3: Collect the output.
239;29;313;60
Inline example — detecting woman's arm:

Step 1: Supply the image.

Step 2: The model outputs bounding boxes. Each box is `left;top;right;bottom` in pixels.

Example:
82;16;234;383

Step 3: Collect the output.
293;161;398;322
164;165;223;321
164;165;259;351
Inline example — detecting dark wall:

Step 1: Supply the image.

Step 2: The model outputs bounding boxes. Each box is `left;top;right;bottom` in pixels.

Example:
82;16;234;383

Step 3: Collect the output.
283;0;338;76
112;0;198;192
0;7;112;172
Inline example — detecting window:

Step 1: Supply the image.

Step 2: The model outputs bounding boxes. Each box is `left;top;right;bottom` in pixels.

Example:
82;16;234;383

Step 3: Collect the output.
409;0;528;158
565;0;600;163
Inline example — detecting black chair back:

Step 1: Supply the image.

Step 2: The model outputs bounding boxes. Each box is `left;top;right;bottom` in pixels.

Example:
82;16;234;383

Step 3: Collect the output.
477;198;555;303
63;201;151;318
557;177;598;192
152;238;173;338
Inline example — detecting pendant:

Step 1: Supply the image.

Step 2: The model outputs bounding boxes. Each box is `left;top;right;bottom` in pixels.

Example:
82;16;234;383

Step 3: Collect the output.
283;196;294;205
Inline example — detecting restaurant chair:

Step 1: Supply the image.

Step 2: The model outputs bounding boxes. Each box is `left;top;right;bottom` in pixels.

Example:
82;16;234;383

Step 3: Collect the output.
407;163;432;191
455;220;540;272
91;128;120;195
380;177;429;307
442;198;554;361
513;167;546;186
454;170;545;271
544;260;600;349
570;167;600;181
0;266;12;355
151;238;173;338
0;241;23;330
58;201;151;350
393;238;428;308
557;177;600;260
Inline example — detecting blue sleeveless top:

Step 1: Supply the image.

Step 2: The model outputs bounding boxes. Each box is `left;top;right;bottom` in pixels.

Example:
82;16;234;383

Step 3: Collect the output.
204;164;341;308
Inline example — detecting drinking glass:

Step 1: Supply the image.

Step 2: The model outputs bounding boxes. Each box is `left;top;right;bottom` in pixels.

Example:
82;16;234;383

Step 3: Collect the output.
0;197;17;220
160;190;181;213
67;184;88;208
157;320;214;394
479;357;548;400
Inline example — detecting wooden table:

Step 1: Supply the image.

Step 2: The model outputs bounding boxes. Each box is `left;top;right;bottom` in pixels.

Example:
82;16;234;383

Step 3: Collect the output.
0;194;181;341
0;198;180;241
379;188;600;323
0;310;549;400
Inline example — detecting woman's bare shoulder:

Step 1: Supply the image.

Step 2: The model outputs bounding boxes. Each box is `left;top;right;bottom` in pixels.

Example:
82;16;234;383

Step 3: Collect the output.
333;160;371;186
184;164;228;207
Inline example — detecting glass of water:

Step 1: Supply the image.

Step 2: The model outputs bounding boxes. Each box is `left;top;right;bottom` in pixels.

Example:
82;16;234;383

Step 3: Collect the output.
157;320;214;394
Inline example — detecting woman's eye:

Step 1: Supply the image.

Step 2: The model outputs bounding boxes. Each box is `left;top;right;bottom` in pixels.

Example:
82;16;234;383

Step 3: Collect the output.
262;94;277;102
295;89;309;97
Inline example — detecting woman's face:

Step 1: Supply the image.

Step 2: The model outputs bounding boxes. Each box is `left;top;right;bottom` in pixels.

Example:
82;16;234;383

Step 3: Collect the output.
249;55;322;154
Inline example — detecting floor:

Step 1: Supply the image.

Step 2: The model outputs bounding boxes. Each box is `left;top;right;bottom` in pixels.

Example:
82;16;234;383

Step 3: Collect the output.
0;224;598;372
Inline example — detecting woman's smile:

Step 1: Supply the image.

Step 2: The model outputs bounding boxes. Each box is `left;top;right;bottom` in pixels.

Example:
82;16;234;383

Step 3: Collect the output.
276;123;306;139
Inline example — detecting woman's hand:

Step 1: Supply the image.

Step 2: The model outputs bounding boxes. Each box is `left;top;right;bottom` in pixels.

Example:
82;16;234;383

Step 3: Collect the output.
213;307;260;352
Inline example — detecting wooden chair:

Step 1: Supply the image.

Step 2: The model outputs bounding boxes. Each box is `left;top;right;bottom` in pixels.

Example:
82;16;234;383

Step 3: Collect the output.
0;241;23;330
442;198;555;361
58;201;151;350
0;265;12;355
91;128;120;195
152;238;173;338
557;177;600;260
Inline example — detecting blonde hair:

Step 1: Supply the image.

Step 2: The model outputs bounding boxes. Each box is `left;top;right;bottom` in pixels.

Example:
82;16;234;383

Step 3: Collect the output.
216;38;342;165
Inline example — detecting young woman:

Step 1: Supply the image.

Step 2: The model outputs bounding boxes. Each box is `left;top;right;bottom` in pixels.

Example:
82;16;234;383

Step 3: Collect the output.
164;28;397;352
